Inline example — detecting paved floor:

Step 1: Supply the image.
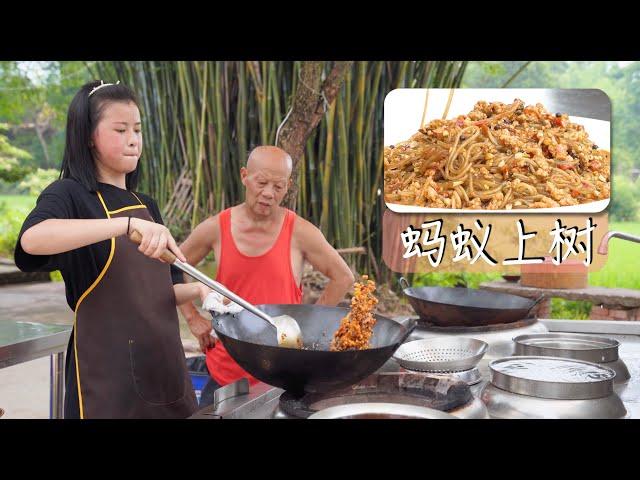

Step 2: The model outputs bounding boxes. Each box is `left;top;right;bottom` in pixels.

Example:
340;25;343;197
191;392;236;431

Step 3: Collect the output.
1;357;51;418
0;282;203;419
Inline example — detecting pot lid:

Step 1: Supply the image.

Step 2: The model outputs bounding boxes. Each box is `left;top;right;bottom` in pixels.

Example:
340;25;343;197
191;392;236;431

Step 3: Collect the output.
489;356;616;400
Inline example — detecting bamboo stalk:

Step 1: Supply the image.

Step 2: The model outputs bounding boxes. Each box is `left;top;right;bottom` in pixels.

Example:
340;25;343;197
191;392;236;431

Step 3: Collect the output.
94;60;469;276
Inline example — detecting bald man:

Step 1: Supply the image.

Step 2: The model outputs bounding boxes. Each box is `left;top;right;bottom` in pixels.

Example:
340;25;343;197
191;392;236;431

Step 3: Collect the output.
178;146;354;402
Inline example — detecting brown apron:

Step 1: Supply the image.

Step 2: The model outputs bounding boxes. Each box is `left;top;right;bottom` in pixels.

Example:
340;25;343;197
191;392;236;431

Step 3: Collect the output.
71;191;197;418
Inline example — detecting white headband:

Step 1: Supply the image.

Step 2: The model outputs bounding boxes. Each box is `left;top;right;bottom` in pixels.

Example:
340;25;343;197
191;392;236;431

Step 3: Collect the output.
88;80;120;97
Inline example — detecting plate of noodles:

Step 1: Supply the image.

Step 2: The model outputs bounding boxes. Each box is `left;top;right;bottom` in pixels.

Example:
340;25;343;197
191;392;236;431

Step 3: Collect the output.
384;89;610;213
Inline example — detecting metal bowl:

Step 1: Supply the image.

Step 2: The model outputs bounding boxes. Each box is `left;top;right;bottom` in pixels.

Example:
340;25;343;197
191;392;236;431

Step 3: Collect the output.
308;402;457;419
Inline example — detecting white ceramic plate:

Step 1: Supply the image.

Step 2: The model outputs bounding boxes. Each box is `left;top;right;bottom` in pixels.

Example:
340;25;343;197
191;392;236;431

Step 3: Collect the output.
384;89;611;214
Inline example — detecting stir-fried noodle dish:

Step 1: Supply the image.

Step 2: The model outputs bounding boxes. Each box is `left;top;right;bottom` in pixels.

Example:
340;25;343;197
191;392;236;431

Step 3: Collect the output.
384;99;610;210
330;276;378;351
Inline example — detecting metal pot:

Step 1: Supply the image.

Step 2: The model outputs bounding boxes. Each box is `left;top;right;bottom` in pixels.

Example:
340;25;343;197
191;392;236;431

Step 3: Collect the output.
480;383;627;419
480;356;627;419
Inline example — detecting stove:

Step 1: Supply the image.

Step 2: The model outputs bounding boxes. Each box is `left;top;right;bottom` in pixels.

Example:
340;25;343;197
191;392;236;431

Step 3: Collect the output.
273;370;488;419
188;318;640;419
190;364;489;419
400;367;483;386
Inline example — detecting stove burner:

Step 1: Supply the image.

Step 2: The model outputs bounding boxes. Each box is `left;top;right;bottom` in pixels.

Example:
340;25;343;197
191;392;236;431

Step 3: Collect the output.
415;317;538;333
278;372;472;418
399;366;483;386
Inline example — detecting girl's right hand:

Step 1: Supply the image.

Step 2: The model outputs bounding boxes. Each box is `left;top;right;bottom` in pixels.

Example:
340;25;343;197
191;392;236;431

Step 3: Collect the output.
129;217;187;262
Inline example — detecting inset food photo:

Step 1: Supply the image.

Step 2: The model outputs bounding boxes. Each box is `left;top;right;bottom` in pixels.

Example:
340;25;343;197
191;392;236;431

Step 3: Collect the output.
384;88;611;213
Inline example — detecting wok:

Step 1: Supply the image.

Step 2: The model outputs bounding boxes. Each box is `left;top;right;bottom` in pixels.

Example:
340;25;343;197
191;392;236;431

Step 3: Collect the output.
211;304;416;394
399;278;543;327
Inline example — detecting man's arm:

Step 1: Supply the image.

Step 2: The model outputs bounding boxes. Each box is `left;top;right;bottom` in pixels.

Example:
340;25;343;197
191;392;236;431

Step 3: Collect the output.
180;216;218;266
295;218;355;306
177;216;219;352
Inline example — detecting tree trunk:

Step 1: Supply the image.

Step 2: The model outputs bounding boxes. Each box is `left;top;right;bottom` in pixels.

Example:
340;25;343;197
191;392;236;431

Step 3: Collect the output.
34;125;51;168
18;119;52;168
278;61;353;210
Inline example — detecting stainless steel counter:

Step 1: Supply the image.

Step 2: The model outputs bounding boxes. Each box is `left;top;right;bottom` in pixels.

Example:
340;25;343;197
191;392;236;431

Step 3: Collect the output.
0;321;71;419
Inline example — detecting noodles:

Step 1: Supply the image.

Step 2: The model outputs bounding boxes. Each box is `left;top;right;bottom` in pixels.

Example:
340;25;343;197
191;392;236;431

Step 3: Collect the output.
384;99;610;209
330;276;378;351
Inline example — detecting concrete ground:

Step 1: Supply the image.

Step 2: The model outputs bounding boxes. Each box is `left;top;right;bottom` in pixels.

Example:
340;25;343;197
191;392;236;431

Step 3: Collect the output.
0;281;203;419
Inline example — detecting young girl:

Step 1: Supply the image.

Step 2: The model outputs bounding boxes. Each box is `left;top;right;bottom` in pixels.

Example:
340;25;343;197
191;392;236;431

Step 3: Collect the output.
15;80;209;419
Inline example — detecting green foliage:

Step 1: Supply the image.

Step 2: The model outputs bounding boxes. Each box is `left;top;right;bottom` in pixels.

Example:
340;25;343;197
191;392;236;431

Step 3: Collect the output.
0;123;32;182
550;298;592;320
412;272;503;289
50;270;63;282
18;168;58;196
0;194;36;210
482;62;506;77
590;221;640;290
0;201;27;257
0;195;35;258
412;273;466;288
0;61;92;175
0;161;30;183
609;175;639;222
462;61;571;88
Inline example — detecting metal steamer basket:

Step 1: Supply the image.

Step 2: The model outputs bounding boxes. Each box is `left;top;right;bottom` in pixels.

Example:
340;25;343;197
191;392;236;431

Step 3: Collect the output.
392;337;488;385
513;333;631;383
481;356;627;419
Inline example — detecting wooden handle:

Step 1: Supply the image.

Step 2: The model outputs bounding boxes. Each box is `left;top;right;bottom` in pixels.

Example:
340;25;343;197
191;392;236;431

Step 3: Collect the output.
129;229;177;264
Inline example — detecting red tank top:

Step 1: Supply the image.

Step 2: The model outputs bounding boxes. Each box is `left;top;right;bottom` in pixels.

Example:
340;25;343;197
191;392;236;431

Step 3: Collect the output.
206;207;303;386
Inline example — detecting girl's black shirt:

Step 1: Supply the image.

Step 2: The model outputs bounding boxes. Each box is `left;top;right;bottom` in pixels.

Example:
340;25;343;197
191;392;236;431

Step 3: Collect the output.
14;178;184;311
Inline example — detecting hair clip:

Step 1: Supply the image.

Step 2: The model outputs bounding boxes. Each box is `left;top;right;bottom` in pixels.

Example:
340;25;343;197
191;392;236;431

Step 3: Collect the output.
88;80;120;97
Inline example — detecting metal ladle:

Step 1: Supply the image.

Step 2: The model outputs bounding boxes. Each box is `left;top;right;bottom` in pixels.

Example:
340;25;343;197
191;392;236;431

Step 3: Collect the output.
129;230;303;349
